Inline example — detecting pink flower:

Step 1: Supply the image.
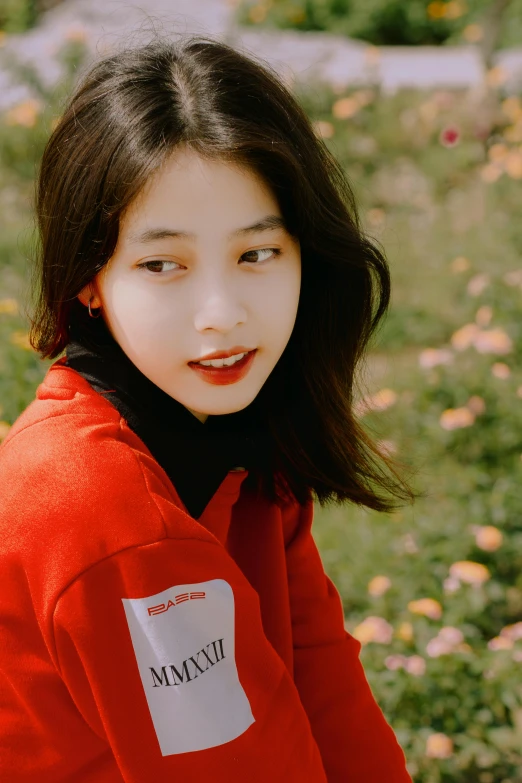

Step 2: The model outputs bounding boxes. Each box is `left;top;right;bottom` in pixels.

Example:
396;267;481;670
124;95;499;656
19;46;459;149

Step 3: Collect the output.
440;126;460;147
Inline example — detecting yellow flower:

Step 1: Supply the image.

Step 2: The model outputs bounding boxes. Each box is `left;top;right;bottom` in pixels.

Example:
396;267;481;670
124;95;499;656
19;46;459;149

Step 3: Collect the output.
451;255;470;273
440;407;475;431
0;298;18;314
462;24;483;43
407;598;443;620
396;622;414;642
368;575;392;597
475;526;503;551
449;560;490;585
351;616;394;645
426;732;453;759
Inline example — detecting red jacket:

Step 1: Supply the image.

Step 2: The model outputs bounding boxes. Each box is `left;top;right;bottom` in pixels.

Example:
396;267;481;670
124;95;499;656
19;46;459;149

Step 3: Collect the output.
0;356;412;782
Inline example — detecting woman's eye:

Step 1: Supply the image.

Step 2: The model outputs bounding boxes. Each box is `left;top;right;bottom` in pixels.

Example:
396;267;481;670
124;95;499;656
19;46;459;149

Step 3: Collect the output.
240;248;282;264
138;248;281;275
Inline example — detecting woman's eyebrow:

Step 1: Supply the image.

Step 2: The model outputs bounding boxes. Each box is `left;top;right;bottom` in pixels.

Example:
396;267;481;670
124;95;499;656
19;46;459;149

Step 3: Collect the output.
127;215;287;245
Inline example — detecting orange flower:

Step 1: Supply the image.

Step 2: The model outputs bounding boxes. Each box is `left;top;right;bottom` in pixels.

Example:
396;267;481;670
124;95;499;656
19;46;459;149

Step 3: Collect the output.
491;362;511;379
474;526;503;551
313;121;334;139
5;99;42;128
449;560;490;585
407;598;443;620
475;305;493;326
426;732;453;759
466;395;486;415
351;616;394;645
500;621;522;641
488;636;513;651
368;575;392;597
474;327;513;355
451;256;470;273
440;407;475;430
450;323;480;350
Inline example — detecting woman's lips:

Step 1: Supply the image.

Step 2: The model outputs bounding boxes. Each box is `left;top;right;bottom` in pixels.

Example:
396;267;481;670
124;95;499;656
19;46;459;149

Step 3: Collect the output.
188;349;257;386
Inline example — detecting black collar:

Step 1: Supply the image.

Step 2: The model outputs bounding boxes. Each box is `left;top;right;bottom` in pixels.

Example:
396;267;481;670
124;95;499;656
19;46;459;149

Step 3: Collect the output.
64;319;270;519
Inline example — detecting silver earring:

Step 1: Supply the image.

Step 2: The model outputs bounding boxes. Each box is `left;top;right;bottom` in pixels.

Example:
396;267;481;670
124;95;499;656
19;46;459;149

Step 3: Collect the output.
88;295;102;319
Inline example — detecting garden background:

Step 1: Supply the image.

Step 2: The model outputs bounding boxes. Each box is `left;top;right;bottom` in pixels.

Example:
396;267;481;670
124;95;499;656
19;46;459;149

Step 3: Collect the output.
1;1;522;781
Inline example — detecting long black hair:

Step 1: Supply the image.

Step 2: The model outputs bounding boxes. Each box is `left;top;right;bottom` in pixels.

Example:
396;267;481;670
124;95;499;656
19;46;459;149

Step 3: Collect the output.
29;33;419;512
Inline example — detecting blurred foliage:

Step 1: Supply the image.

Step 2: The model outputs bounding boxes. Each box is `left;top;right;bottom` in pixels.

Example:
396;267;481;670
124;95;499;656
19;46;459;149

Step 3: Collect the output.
237;0;522;49
0;0;62;33
1;31;522;783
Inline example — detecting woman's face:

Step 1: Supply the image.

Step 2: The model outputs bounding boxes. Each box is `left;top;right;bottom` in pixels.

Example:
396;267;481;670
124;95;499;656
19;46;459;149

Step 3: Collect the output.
79;147;301;423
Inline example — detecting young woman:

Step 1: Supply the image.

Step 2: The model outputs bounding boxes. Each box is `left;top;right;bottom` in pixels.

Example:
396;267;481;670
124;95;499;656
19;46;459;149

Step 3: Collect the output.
0;34;418;782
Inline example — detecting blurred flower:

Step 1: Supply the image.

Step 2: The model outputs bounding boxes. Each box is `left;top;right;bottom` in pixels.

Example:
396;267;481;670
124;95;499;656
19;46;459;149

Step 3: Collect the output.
0;31;6;47
474;525;503;552
404;655;426;676
451;323;480;350
512;650;522;662
491;362;511;379
368;575;392;597
418;348;453;369
488;636;513;651
313;120;334;139
408;598;443;620
426;636;454;657
462;24;483;42
440;125;460;147
451;255;470;273
364;46;380;66
445;1;467;20
352;616;394;645
443;576;461;594
504;149;522;179
64;25;88;42
439;626;464;645
385;654;407;671
0;298;18;314
440;407;475;430
474;327;512;355
396;622;414;642
480;163;503;183
354;388;397;417
332;97;362;120
486;66;508;88
488;143;509;163
10;331;33;351
248;3;269;23
503;269;522;287
449;560;490;586
366;208;386;227
502;96;522;122
466;395;486;415
427;2;447;20
500;621;522;641
0;422;11;442
467;273;490;296
475;305;493;327
5;99;42;128
426;732;453;758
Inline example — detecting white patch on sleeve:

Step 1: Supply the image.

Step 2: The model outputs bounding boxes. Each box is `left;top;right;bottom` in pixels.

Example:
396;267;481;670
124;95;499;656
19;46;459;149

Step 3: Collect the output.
122;578;255;756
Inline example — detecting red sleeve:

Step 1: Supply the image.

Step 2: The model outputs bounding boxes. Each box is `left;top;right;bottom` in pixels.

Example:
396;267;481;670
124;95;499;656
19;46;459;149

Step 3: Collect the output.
285;496;413;782
51;536;329;782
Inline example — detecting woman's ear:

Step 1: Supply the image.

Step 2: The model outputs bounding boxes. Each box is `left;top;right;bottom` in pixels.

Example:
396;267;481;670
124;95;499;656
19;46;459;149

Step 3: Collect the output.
77;284;101;309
